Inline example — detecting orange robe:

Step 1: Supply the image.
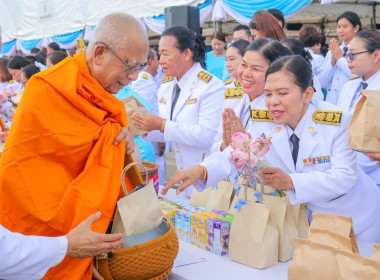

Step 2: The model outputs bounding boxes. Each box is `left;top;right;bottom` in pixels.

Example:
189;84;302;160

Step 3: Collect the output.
0;52;139;279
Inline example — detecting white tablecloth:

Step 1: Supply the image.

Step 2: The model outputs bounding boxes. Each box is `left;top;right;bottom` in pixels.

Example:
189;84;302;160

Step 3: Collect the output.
159;187;375;280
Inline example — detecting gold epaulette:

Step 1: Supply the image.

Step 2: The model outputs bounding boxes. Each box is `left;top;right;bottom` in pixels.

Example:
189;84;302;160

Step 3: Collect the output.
234;80;241;87
224;88;244;99
142;73;148;79
162;76;174;83
224;78;233;85
251;109;274;122
9;79;14;84
349;75;360;80
312;110;342;126
198;71;212;83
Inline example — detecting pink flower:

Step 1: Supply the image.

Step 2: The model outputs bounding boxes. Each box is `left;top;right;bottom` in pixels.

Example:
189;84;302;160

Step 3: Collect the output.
0;93;7;103
230;148;250;169
249;137;271;157
248;153;259;168
231;132;251;150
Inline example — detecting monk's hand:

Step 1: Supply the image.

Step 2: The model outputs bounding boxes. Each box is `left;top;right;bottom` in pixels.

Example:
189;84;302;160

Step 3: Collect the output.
114;127;134;155
93;266;104;280
259;167;294;190
65;212;124;258
222;108;244;149
365;136;380;166
132;113;163;132
161;166;205;195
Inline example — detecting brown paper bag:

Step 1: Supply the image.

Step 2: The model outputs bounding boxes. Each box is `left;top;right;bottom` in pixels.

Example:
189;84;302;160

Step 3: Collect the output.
297;204;309;239
308;228;355;253
206;180;234;212
348;89;380;153
337;249;380;280
190;187;211;207
122;96;150;136
228;185;257;215
262;194;297;262
112;163;162;236
288;238;338;280
229;187;278;269
372;244;380;263
309;213;358;253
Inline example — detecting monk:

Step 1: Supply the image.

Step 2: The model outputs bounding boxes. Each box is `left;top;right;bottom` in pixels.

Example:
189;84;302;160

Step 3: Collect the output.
0;13;149;280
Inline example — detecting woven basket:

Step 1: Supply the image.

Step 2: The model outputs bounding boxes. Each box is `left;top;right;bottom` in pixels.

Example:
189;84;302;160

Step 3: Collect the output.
96;223;179;280
138;161;160;194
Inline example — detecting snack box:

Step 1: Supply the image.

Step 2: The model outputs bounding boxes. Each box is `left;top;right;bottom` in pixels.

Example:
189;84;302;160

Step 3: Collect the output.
197;214;210;250
190;213;199;247
206;219;230;256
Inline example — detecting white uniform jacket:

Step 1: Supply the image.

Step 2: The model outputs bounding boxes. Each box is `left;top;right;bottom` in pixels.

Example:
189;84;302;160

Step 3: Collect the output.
337;70;380;188
201;100;380;241
145;63;225;195
0;225;67;280
307;48;325;81
319;42;354;105
131;71;159;116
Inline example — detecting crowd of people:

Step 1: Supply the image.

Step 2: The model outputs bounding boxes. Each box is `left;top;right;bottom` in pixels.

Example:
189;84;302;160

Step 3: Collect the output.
0;7;380;280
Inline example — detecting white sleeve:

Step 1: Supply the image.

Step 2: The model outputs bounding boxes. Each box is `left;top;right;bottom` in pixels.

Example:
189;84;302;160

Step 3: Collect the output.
287;117;357;204
335;56;352;78
164;83;224;148
0;225;68;280
318;51;334;88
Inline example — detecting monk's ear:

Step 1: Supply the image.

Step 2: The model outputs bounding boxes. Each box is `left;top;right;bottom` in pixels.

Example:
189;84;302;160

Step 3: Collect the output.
93;44;107;65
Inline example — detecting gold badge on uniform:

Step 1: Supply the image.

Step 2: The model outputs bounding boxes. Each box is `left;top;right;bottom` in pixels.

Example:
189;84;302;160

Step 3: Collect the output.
142;73;148;79
224;78;233;85
312;110;342;126
159;97;166;104
308;126;316;134
198;71;212;83
224;88;244;99
274;126;281;132
251;109;274;122
186;98;197;104
162;76;174;83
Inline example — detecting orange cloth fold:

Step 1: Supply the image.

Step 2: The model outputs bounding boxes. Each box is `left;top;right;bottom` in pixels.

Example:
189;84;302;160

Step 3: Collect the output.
0;52;134;279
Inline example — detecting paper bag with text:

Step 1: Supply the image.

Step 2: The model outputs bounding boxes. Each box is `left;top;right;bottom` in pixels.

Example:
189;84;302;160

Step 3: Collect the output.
348;89;380;153
206;180;235;212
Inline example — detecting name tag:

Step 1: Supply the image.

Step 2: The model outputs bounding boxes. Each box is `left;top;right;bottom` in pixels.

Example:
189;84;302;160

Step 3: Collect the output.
186;98;197;104
303;156;331;165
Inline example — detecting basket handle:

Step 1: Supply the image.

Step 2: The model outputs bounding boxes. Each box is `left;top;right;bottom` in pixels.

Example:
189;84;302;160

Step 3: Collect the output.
121;162;148;196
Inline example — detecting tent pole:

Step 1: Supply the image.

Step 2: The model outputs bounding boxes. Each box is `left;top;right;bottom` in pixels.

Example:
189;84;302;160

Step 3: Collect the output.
212;0;221;31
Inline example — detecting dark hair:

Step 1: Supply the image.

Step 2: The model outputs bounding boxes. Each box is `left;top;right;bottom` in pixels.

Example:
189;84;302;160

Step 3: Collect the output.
298;25;321;47
147;48;156;60
47;42;60;51
47;51;68;66
265;55;313;92
35;52;46;65
355;30;380;54
8;56;31;70
162;26;207;67
319;33;328;57
229;39;250;57
254;10;287;41
246;38;292;65
249;21;256;30
337;11;362;31
211;31;227;43
267;8;285;28
30;47;40;54
22;64;40;80
0;58;12;82
281;38;313;66
233;25;251;40
25;55;37;64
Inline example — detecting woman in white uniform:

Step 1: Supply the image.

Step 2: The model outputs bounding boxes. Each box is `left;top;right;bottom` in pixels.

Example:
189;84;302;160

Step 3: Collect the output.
319;11;361;104
281;38;324;101
132;26;225;197
211;38;292;153
162;55;380;243
337;30;380;188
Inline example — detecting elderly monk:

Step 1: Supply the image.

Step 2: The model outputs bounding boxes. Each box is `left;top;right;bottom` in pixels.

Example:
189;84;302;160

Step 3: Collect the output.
0;13;149;280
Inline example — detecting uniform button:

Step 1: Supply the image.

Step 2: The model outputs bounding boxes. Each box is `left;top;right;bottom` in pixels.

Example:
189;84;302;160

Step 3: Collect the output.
176;150;179;153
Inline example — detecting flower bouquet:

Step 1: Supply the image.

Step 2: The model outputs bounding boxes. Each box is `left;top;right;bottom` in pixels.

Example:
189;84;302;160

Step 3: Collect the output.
229;132;286;198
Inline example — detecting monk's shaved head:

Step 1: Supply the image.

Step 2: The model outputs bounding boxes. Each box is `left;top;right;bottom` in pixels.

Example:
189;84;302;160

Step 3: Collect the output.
87;13;147;53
